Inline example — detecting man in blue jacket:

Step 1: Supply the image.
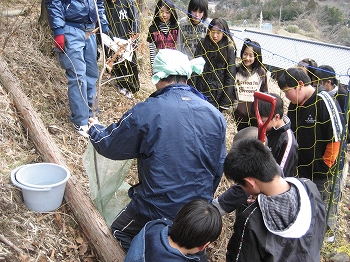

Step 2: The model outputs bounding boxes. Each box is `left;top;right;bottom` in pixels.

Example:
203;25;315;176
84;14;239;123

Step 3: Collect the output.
87;49;226;251
45;0;109;137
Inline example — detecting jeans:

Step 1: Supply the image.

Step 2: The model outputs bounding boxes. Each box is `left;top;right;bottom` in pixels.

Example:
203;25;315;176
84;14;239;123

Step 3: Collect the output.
58;25;98;126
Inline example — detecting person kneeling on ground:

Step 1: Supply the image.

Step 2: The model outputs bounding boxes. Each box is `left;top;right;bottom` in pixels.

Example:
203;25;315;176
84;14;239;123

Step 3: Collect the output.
87;49;226;252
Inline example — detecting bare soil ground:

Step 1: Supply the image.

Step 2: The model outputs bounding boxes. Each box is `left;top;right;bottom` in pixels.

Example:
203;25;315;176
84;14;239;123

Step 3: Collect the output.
0;1;350;262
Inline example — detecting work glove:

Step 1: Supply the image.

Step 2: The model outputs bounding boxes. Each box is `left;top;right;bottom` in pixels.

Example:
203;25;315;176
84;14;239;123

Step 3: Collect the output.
131;38;139;51
55;34;65;52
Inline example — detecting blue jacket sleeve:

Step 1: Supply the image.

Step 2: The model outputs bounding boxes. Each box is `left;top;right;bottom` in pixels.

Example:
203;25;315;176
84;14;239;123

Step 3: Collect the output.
213;120;226;193
88;111;142;160
97;0;109;31
45;0;65;36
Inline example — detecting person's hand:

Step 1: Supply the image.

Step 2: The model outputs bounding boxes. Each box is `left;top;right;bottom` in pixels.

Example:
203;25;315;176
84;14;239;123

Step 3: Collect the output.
247;195;256;205
131;39;138;50
88;117;99;131
232;100;238;111
129;32;140;50
55;34;65;52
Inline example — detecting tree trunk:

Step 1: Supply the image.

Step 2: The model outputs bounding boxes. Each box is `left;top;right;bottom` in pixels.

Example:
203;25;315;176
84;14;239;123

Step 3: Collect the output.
38;0;48;26
136;0;146;16
38;0;54;55
0;58;126;262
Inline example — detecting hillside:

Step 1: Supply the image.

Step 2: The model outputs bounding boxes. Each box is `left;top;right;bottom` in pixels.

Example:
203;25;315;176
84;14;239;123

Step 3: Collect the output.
210;0;350;47
1;1;350;261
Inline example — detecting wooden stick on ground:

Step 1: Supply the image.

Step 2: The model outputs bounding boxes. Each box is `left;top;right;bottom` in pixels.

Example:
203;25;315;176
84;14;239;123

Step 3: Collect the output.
0;58;125;262
0;234;24;254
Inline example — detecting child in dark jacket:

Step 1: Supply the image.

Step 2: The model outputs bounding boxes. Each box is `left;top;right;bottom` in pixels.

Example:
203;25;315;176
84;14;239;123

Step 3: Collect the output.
190;18;236;111
147;0;178;66
214;93;299;215
256;92;298;178
124;199;222;262
279;67;344;239
314;65;348;142
225;138;326;262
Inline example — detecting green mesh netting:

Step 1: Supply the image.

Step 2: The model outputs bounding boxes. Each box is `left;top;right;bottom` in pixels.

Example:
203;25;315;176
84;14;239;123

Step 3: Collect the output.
82;142;133;226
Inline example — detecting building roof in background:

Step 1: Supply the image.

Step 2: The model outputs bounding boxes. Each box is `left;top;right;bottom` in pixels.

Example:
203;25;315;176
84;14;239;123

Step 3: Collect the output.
231;29;350;85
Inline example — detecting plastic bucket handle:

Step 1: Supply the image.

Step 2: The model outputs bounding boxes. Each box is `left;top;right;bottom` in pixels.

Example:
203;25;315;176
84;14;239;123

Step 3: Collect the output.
15;163;70;189
11;165;52;191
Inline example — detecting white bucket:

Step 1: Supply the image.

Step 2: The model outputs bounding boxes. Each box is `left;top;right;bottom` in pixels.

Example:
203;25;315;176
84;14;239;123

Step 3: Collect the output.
11;163;70;212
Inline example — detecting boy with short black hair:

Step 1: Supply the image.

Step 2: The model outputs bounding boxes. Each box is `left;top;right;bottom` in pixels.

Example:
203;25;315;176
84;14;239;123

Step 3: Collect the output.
256;92;298;177
314;65;346;112
124;199;222;262
224;138;326;262
213;95;299;215
314;65;348;142
278;67;343;237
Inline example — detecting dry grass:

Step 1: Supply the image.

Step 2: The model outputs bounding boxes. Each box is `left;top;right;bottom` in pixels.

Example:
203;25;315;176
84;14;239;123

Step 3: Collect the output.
0;1;131;261
0;1;350;261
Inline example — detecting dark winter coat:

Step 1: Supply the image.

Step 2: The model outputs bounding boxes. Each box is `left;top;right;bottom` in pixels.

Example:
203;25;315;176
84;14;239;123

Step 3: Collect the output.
266;115;298;178
288;87;343;179
191;42;236;109
226;177;326;262
104;0;139;39
89;84;226;221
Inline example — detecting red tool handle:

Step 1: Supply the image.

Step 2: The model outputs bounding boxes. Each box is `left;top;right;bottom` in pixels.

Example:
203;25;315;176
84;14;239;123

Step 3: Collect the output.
254;92;277;143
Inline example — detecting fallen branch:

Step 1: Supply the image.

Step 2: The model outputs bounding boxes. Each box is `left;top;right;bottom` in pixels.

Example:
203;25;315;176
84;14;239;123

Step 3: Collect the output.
103;32;140;73
0;58;125;261
0;234;24;254
106;42;128;73
0;10;27;16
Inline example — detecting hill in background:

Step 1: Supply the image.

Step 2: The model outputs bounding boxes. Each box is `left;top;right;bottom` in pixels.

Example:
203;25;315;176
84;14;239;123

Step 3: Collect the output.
208;0;350;47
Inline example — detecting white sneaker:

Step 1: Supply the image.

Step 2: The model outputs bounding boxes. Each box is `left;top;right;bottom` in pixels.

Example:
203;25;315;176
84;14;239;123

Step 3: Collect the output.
125;92;134;99
73;124;89;138
114;83;127;95
325;235;335;243
119;88;127;95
